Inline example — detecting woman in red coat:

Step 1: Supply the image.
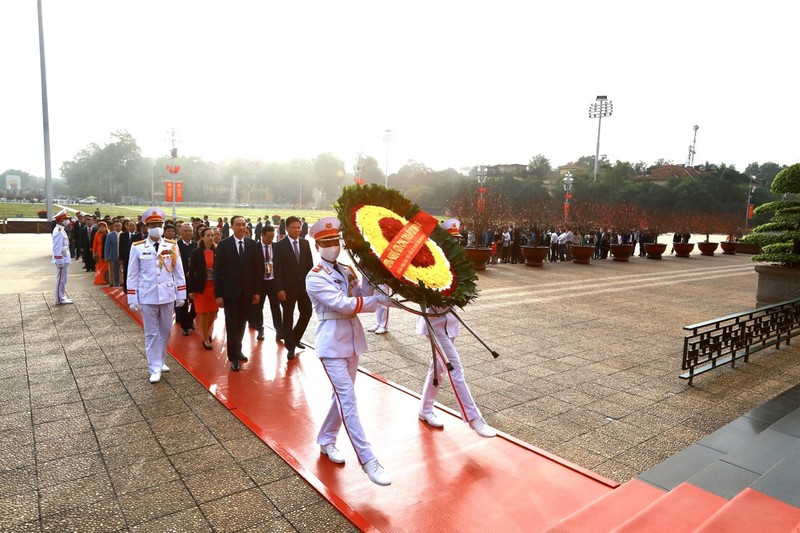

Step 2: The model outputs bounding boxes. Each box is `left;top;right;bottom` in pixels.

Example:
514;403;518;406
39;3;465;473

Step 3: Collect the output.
187;227;219;349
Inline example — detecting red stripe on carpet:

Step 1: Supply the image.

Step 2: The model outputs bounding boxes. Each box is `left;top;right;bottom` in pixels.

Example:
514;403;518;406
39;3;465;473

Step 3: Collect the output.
106;287;617;531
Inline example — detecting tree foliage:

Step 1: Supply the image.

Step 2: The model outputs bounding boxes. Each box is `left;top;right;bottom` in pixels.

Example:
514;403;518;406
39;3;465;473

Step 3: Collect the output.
743;163;800;266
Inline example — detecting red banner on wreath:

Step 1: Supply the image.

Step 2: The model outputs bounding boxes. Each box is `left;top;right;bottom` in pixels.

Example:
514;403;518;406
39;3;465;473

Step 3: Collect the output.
165;181;174;203
379;210;439;280
175;181;183;203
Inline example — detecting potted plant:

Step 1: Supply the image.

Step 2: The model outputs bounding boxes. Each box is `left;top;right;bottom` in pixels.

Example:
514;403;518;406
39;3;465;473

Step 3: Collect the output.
448;186;510;271
567;201;601;264
741;163;800;305
642;209;670;259
520;200;557;267
600;203;642;262
718;212;743;255
690;212;721;256
670;214;696;257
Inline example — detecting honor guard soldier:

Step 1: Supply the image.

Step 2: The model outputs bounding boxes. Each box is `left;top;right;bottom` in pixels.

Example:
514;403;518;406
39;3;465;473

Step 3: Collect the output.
305;217;393;486
127;207;187;383
52;209;73;305
417;218;497;438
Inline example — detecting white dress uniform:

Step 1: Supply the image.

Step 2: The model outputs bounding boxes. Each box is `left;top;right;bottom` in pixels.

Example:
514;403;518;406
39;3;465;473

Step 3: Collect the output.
307;259;387;464
127;231;187;376
52;211;72;304
417;307;482;424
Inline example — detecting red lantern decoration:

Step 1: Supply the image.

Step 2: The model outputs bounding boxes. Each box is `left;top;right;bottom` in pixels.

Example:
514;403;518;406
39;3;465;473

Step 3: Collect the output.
167;165;181;175
354;177;365;186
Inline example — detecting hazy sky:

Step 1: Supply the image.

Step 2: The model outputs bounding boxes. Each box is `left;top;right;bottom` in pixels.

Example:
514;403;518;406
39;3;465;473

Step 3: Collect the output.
2;1;798;180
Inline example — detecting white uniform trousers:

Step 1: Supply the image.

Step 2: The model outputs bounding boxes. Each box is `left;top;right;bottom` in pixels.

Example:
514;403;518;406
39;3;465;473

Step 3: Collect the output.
317;356;375;465
420;335;481;424
54;264;69;304
374;302;389;328
141;303;174;374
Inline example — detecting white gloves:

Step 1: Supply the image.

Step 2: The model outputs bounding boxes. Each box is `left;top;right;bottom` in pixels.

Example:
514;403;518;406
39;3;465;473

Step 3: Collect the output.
175;299;185;308
129;304;140;312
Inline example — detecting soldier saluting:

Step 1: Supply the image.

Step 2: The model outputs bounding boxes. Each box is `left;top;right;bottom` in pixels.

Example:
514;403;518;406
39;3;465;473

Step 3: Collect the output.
126;208;187;383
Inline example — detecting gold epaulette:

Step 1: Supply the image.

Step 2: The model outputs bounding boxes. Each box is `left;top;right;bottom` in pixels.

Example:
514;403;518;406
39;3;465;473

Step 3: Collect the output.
133;239;146;245
165;238;176;244
312;264;323;273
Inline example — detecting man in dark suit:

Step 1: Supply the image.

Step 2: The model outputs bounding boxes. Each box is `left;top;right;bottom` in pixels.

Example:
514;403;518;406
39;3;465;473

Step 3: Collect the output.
214;215;264;371
300;217;308;238
119;219;141;293
176;224;197;335
222;217;230;238
273;215;313;360
81;215;97;272
249;225;283;342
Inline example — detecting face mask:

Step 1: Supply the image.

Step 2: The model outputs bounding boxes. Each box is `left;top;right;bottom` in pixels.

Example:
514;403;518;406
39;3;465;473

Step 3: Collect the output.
319;245;340;262
148;227;163;239
61;219;71;227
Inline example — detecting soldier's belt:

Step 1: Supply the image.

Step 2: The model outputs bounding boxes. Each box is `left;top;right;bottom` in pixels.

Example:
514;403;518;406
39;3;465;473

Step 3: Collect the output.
318;310;356;321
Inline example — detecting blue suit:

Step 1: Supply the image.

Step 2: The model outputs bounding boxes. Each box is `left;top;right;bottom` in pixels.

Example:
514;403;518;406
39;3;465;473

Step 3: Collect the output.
104;230;121;286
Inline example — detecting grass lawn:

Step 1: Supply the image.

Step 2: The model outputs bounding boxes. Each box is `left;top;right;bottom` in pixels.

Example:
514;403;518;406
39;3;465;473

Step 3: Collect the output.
0;203;337;223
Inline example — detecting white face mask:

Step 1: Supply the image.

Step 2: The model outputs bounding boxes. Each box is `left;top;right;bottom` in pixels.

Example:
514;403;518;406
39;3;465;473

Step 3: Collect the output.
148;227;163;239
319;245;340;262
61;219;71;227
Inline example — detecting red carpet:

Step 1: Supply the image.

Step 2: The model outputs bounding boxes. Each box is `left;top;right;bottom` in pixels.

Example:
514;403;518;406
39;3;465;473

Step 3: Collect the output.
106;288;616;531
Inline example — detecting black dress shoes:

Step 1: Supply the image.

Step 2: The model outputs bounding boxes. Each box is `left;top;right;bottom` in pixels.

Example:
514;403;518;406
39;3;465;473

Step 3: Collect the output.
296;342;306;350
182;328;190;336
239;354;248;362
231;359;241;371
287;350;296;360
256;330;265;341
276;335;283;343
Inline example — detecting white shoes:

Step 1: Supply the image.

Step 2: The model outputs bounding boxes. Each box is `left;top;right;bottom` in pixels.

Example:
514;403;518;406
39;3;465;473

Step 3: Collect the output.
161;364;170;372
361;458;391;486
57;298;74;305
366;324;379;333
418;411;444;428
469;417;497;438
149;372;161;383
374;327;387;334
320;443;345;464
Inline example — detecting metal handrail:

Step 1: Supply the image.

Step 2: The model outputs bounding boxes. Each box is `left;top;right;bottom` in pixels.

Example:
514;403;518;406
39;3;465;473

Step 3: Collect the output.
681;297;800;385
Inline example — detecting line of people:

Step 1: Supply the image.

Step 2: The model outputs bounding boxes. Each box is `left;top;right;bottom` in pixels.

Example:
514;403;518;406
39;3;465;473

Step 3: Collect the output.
53;207;497;488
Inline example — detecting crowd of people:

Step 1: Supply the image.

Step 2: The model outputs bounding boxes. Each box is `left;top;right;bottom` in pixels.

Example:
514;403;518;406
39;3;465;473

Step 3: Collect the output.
462;224;668;263
50;208;495;487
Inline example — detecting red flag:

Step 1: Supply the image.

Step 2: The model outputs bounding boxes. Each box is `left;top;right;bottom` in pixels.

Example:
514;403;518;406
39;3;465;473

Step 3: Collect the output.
165;181;174;203
175;181;183;203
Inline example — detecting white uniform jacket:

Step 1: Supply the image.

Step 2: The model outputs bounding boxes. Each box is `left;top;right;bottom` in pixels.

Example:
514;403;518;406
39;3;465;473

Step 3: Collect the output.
126;238;187;306
306;261;385;359
416;306;460;338
52;225;71;265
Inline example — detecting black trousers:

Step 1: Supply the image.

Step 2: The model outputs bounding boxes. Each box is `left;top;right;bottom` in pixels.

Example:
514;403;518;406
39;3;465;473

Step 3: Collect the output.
281;288;312;352
223;295;252;361
249;280;283;338
176;300;196;330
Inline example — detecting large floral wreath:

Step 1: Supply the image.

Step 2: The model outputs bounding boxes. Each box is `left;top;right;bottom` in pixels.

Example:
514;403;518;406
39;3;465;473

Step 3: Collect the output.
335;184;478;309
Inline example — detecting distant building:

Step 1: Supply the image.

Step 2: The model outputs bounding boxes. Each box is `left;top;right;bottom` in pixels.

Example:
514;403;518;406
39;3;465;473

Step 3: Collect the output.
632;165;703;186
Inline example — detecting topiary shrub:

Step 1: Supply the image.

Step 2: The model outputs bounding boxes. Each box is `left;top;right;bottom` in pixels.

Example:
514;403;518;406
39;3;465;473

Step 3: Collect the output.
742;163;800;267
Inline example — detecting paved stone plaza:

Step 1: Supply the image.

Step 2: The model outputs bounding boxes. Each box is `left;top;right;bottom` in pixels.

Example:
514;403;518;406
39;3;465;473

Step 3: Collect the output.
2;234;799;531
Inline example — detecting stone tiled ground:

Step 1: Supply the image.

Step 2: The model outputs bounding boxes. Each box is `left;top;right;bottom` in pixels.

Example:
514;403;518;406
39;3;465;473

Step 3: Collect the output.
1;234;799;531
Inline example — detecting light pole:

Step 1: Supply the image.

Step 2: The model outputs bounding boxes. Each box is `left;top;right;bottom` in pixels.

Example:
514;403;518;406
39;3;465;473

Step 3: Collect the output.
37;0;53;219
745;175;757;229
476;165;488;213
588;95;613;182
563;172;574;223
383;129;393;187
